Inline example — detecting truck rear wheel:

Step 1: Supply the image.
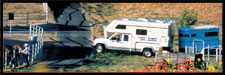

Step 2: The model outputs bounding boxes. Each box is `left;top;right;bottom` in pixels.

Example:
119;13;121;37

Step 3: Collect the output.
143;48;153;57
96;44;105;53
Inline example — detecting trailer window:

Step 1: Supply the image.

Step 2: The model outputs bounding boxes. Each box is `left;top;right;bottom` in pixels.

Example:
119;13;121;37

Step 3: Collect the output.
191;34;196;37
136;29;147;35
179;34;183;37
184;34;189;37
116;25;126;29
205;32;218;37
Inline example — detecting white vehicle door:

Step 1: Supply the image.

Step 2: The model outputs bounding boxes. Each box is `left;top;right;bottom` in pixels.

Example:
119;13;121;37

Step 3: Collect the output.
107;34;131;51
119;34;131;51
107;33;123;50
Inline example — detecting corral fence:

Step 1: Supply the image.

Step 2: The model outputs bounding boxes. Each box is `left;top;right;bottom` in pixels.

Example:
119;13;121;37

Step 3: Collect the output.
185;45;222;67
3;12;47;27
4;23;44;70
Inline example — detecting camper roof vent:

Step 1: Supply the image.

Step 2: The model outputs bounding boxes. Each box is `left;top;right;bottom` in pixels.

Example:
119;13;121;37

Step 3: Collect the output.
122;18;129;21
156;20;163;23
137;18;148;22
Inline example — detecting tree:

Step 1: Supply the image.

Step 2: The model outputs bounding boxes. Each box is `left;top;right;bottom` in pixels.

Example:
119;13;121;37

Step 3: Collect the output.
175;8;198;28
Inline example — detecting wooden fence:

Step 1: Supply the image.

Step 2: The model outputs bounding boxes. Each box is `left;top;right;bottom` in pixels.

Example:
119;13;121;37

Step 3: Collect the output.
3;12;47;26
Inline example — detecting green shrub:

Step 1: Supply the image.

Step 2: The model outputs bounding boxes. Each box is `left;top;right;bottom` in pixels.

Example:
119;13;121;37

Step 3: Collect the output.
175;8;198;28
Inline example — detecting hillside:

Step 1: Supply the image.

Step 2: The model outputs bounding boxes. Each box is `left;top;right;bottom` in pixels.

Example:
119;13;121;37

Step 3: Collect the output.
108;3;222;23
3;3;222;30
3;3;223;51
91;3;222;37
83;3;222;51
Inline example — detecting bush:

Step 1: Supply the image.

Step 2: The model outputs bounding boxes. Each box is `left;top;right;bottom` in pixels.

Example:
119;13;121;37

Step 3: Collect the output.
175;8;198;28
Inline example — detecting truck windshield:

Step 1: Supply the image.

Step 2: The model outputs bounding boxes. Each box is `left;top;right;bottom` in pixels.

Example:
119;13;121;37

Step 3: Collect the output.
107;36;111;39
107;33;118;39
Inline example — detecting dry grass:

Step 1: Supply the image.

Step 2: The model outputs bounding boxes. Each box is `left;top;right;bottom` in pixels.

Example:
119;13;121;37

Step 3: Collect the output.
71;52;222;72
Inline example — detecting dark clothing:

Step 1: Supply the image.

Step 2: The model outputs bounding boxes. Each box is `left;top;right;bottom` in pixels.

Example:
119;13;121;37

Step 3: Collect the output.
21;53;30;67
21;46;30;67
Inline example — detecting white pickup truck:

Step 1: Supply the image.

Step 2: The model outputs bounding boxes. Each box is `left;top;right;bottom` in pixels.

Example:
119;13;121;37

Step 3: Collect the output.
92;18;174;57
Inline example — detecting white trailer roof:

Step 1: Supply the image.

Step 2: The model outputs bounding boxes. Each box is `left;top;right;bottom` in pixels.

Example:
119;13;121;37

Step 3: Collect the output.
191;25;218;29
105;18;174;33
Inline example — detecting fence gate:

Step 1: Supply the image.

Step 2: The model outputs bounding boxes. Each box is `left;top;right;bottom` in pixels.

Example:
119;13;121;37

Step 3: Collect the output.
28;23;44;63
4;23;44;71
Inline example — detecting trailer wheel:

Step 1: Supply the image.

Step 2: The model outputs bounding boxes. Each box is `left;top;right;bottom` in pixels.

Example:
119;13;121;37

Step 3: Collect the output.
96;44;105;53
143;48;153;57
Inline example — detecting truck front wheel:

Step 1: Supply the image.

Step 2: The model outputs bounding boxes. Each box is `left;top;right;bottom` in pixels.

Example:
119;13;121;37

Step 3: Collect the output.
143;48;153;57
96;44;105;53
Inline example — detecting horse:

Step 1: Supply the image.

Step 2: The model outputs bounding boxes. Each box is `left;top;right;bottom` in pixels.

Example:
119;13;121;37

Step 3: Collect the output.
4;45;15;68
4;43;23;68
13;43;23;67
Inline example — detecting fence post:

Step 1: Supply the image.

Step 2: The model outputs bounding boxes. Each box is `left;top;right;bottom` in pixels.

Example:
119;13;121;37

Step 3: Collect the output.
13;49;16;68
31;45;34;63
219;48;222;61
33;25;35;36
192;46;194;54
216;48;218;62
10;21;12;37
207;45;210;66
34;44;36;60
39;28;44;59
36;25;38;34
4;50;7;70
188;47;192;54
185;46;187;54
27;46;30;66
38;27;40;41
41;30;43;46
195;45;197;53
35;43;38;60
29;23;31;40
103;26;107;38
155;52;157;62
37;41;39;55
203;48;205;61
27;13;29;26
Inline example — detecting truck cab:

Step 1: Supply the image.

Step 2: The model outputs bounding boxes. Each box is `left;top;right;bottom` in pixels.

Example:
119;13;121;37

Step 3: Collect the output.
93;33;132;51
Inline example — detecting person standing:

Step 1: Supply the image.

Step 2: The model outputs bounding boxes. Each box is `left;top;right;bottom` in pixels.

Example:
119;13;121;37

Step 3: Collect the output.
21;43;30;67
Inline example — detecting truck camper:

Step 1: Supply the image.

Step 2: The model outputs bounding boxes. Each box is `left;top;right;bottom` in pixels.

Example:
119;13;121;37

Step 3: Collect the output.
92;18;175;57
